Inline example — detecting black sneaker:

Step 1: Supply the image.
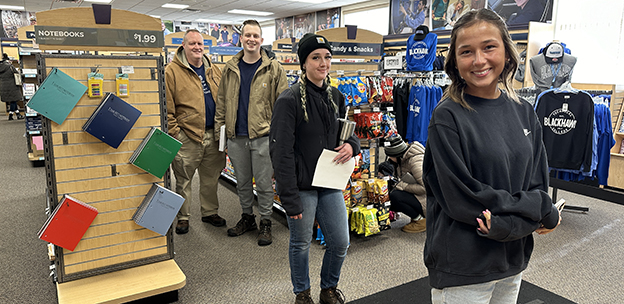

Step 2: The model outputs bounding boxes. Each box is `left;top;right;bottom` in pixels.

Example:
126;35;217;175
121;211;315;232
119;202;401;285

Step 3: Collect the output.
295;288;314;304
319;286;345;304
202;214;226;227
175;220;189;234
257;219;272;246
227;213;257;237
16;113;24;120
8;113;13;121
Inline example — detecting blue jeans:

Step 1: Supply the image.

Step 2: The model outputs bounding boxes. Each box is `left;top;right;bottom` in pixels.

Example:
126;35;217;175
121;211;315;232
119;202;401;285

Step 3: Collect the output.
287;189;349;294
431;272;523;304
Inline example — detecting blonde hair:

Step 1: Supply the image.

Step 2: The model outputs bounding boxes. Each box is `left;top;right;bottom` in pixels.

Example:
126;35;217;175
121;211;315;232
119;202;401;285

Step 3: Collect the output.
444;9;520;109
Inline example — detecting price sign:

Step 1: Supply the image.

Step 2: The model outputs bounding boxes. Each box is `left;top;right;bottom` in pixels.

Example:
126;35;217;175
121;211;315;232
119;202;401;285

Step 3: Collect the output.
121;66;134;74
35;26;164;48
133;33;157;44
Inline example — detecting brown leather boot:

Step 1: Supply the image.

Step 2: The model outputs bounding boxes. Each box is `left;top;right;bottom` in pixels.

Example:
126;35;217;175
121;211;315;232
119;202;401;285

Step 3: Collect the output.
402;218;426;233
319;286;345;304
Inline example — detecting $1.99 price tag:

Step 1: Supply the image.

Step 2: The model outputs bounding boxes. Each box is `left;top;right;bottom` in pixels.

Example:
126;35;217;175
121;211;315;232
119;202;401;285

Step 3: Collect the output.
134;33;157;44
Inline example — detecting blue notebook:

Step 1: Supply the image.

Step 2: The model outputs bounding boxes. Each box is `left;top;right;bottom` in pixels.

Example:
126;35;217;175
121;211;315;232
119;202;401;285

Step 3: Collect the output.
26;68;87;125
133;183;185;236
82;93;142;148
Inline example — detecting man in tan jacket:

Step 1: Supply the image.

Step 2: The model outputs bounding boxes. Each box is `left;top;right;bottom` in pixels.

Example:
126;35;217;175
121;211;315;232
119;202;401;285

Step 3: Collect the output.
215;20;288;246
165;29;225;234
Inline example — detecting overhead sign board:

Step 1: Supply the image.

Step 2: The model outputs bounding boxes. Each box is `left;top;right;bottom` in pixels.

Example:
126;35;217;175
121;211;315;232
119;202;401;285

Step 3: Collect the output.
34;26;164;48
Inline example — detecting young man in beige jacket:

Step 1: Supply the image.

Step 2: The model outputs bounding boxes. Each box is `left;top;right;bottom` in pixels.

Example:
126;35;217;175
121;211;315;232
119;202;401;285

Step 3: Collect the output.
215;20;288;246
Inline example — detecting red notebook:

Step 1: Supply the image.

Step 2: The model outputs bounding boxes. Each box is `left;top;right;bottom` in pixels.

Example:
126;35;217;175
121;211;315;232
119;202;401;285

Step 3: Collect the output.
38;195;98;251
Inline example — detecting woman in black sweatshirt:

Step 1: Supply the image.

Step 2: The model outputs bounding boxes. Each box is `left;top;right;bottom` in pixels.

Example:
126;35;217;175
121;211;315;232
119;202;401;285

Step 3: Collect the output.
422;9;561;303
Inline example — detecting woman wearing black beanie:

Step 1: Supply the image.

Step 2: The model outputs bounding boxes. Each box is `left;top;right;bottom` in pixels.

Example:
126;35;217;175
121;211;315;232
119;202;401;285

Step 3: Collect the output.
269;33;360;304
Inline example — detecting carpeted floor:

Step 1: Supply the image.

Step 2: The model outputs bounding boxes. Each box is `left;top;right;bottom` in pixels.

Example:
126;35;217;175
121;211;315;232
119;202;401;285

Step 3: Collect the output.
349;277;576;304
1;114;624;303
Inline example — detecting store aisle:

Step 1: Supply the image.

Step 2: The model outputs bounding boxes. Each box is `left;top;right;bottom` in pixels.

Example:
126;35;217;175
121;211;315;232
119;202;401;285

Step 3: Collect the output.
1;116;624;303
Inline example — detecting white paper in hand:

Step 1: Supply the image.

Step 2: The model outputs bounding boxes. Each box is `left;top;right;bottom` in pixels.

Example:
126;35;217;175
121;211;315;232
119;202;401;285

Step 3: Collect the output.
311;149;355;190
218;125;226;152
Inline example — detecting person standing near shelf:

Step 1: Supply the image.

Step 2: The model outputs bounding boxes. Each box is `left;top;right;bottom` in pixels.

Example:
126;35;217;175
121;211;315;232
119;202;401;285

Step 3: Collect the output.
165;29;226;235
422;9;561;303
0;53;24;120
215;19;288;246
382;135;427;233
270;33;360;304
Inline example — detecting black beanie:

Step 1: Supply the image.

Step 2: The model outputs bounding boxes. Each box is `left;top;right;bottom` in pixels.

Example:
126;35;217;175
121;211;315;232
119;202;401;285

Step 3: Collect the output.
298;33;332;69
384;135;409;158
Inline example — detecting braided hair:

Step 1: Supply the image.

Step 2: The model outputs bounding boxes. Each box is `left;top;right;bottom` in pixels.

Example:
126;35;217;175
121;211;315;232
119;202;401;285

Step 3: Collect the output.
299;71;337;122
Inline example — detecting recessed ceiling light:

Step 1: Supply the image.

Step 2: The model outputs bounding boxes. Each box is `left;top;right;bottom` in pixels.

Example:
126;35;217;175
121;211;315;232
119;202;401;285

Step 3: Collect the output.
150;15;161;18
162;3;190;9
228;9;273;16
287;0;332;3
0;5;25;10
83;0;112;3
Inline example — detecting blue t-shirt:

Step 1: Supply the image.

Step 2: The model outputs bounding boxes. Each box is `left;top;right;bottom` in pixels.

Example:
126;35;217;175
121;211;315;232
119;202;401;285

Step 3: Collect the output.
190;64;216;128
236;58;262;136
406;32;438;71
231;32;240;46
221;30;229;43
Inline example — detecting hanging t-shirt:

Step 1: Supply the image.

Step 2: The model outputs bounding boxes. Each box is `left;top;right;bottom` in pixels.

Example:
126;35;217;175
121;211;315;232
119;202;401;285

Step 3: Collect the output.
535;90;594;173
406;84;427;144
406;32;438;72
393;80;410;140
236;58;262;136
190;64;216;129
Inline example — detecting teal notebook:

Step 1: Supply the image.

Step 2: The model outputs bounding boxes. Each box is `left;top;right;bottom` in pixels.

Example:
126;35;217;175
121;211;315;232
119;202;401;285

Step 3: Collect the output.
26;68;87;125
129;127;182;179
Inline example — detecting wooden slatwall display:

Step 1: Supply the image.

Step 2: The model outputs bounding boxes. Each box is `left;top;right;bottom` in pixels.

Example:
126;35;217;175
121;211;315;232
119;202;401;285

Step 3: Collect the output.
39;54;171;283
32;7;185;303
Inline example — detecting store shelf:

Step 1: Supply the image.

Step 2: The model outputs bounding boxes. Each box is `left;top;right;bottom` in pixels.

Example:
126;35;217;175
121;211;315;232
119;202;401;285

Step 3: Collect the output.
56;259;185;304
219;171;286;214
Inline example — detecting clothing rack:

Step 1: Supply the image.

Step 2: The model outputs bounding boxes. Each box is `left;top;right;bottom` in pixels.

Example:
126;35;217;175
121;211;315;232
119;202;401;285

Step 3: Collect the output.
531;87;622;212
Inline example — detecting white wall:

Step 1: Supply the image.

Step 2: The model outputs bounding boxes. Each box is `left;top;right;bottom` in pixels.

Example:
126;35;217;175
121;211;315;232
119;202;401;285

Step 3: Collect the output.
553;0;624;85
263;25;276;46
343;6;390;36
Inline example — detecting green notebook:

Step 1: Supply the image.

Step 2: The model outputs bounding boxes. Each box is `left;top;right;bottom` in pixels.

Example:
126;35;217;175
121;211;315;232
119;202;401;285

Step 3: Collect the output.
129;127;182;179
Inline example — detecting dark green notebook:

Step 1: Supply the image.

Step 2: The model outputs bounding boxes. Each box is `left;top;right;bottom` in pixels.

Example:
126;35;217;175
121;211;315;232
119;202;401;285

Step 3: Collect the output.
129;127;182;179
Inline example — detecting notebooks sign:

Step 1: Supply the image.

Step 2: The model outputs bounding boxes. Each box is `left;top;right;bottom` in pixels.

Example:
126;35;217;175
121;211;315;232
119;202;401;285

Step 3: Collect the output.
34;25;164;48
